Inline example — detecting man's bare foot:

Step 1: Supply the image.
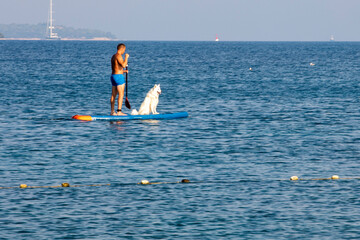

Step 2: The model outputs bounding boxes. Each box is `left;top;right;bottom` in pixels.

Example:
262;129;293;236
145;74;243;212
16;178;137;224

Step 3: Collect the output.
111;111;117;116
116;109;127;116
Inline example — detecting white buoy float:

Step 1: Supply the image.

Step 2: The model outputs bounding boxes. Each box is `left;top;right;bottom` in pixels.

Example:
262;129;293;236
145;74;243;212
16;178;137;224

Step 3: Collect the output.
140;180;150;185
290;176;299;181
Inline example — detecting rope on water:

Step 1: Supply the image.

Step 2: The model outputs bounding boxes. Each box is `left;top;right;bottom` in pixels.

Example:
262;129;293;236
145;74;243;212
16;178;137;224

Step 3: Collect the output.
288;175;360;181
0;176;359;190
0;179;191;190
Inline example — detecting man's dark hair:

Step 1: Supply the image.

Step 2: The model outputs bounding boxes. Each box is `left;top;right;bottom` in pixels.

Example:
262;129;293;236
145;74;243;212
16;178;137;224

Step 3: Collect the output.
117;43;126;50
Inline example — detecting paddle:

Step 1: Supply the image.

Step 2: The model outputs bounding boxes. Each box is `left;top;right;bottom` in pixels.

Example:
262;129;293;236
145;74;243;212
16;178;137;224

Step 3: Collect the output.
125;66;131;109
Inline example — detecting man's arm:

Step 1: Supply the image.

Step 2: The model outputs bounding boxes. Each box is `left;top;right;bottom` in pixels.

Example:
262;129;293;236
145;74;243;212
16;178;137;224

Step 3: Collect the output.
117;54;129;69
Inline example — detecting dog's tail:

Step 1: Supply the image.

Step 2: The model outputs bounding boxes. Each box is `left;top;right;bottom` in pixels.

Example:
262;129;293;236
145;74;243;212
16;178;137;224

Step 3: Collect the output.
131;109;138;115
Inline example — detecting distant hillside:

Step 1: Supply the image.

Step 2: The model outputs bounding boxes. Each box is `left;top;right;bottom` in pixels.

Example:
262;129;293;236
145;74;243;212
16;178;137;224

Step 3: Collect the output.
0;23;116;39
0;32;4;38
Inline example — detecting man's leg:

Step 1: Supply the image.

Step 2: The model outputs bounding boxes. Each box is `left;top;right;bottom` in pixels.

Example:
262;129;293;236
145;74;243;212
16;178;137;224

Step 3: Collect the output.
110;86;118;115
116;84;126;116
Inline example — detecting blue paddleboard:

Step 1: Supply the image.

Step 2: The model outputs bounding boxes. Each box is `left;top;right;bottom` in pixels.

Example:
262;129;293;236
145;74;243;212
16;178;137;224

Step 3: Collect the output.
72;112;188;121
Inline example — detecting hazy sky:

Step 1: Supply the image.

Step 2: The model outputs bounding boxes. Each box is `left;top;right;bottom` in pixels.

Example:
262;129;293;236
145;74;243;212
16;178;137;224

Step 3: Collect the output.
0;0;359;41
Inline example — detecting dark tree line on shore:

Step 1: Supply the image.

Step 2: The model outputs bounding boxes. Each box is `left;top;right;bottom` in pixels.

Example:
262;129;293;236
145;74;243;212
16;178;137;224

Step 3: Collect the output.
0;33;4;38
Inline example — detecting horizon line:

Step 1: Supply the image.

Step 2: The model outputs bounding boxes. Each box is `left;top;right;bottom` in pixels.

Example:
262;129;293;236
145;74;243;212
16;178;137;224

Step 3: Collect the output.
0;38;359;42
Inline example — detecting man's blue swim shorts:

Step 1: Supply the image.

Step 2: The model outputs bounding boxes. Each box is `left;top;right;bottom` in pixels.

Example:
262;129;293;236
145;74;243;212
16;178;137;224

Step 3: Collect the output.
110;74;125;86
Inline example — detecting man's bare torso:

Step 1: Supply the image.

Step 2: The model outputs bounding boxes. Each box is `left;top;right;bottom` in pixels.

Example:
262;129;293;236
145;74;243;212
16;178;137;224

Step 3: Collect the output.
111;53;124;75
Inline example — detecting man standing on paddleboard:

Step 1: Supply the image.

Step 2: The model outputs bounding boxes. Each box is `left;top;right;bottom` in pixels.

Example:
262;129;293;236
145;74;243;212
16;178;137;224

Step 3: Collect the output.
110;43;129;116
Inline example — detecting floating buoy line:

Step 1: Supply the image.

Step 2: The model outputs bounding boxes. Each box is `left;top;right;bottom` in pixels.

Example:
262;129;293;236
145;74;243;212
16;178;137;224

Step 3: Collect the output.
288;175;359;181
0;179;191;190
1;176;359;190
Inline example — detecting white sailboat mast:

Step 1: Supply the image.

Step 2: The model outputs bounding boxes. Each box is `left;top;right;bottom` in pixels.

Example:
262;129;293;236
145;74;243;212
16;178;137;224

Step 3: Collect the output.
47;0;59;39
49;0;53;37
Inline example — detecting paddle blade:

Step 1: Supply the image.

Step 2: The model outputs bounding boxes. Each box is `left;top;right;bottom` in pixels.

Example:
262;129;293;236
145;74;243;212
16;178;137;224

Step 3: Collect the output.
125;97;131;109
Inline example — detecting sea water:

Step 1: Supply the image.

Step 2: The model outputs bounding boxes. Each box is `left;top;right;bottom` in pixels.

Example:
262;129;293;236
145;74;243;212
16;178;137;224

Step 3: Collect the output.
0;41;360;239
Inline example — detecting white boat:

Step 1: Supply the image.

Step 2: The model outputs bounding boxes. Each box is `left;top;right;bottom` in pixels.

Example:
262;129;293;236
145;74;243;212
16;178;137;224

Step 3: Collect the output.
46;0;60;39
330;35;335;41
215;34;219;42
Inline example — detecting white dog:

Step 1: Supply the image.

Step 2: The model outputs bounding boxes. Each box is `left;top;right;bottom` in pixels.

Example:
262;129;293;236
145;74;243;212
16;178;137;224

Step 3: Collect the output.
131;84;161;115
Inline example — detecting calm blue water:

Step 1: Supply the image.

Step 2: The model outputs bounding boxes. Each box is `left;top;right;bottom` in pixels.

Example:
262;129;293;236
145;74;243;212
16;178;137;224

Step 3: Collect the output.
0;41;360;239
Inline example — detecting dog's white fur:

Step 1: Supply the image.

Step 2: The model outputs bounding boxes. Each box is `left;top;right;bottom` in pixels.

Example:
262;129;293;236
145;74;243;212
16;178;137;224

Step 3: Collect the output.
131;84;161;115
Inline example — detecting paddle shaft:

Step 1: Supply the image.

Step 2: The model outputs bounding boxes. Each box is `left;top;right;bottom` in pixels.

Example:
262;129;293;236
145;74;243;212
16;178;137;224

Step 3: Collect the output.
125;66;131;109
125;66;128;97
